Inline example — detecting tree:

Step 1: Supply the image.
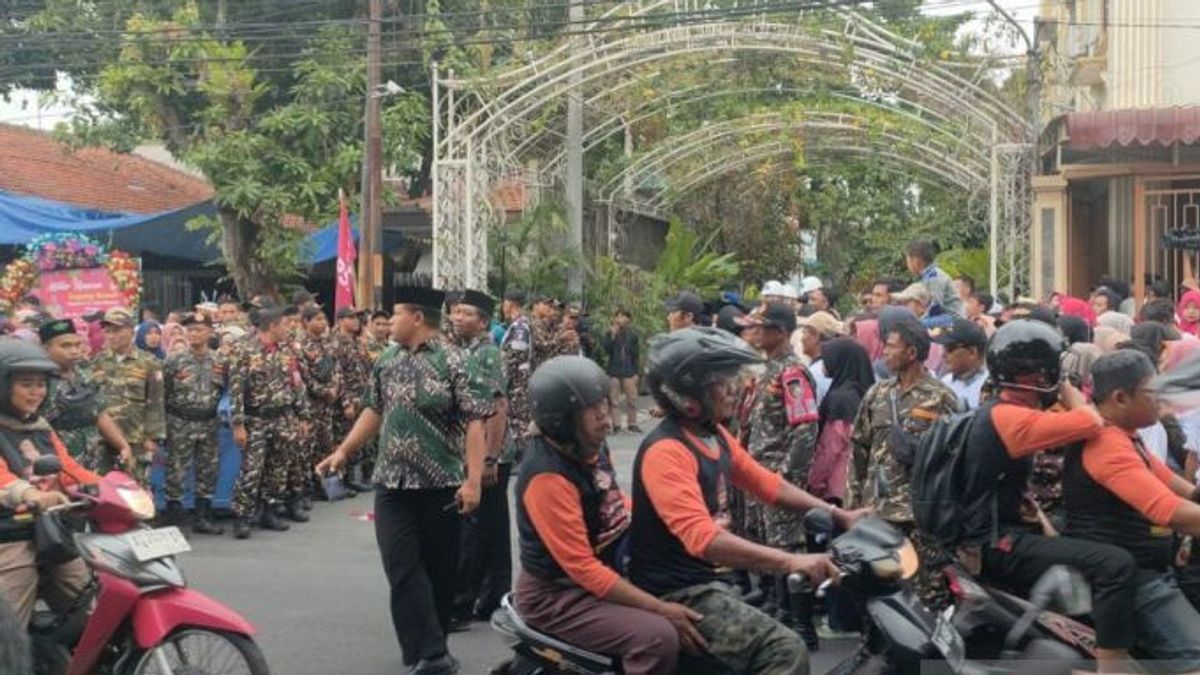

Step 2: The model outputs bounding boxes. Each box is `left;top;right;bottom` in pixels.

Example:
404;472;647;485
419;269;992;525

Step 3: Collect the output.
55;6;428;298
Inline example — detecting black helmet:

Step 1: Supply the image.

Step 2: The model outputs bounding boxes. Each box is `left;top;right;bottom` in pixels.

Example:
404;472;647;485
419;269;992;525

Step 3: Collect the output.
646;327;762;425
529;356;610;448
0;340;59;418
987;320;1065;404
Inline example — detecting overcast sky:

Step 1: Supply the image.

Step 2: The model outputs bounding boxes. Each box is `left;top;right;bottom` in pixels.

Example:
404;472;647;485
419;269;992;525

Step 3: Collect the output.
0;0;1038;130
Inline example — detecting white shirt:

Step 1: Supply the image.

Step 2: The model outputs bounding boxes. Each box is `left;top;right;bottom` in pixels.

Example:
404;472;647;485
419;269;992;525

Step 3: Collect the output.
810;358;831;405
1138;422;1170;465
941;367;988;411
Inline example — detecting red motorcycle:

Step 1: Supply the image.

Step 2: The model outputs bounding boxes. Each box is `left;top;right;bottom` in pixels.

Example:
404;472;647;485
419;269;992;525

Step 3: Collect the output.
21;456;268;675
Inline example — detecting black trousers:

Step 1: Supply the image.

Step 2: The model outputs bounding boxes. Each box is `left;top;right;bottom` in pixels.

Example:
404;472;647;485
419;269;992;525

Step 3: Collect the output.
374;487;461;666
980;531;1136;650
455;463;513;617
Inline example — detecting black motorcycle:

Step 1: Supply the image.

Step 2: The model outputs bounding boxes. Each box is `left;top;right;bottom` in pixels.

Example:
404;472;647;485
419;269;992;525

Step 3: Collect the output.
810;509;1092;675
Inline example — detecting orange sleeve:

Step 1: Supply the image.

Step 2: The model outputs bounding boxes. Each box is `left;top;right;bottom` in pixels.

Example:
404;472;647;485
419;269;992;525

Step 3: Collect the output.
1082;427;1184;526
522;473;619;598
0;459;20;490
992;405;1102;459
720;427;783;505
52;433;101;486
640;439;720;558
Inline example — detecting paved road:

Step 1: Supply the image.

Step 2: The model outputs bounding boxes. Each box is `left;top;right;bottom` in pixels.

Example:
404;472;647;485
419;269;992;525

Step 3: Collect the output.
182;420;857;674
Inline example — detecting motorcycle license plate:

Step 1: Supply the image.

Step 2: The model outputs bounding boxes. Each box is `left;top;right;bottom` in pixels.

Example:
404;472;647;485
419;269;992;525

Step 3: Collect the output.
931;608;966;670
126;527;192;562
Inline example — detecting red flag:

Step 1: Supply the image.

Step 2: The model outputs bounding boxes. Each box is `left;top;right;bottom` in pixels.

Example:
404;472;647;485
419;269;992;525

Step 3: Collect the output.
335;189;356;311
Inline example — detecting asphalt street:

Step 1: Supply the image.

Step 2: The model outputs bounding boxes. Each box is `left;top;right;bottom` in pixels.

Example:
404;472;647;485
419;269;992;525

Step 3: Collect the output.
181;420;857;674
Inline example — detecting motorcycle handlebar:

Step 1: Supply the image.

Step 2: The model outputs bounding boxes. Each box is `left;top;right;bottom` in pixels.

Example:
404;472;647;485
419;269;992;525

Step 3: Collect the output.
785;572;840;598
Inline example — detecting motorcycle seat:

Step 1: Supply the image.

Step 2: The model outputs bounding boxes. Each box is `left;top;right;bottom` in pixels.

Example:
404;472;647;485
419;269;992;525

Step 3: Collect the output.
492;594;616;672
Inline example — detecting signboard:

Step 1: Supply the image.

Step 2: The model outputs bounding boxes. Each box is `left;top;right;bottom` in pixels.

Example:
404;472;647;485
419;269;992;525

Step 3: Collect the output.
32;267;127;318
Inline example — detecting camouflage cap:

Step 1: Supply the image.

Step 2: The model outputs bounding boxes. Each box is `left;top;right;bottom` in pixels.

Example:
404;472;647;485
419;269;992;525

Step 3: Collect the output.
100;307;136;328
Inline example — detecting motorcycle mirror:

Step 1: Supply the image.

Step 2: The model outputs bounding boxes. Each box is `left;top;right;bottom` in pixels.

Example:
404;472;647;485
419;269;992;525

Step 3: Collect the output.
32;455;63;477
1029;565;1092;616
803;507;835;533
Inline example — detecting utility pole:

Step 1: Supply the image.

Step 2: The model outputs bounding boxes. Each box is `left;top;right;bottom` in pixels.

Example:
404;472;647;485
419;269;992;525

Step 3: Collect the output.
564;0;584;297
359;0;383;308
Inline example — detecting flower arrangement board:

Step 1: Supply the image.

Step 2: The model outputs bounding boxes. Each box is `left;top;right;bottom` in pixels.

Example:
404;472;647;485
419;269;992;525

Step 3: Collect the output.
0;234;142;316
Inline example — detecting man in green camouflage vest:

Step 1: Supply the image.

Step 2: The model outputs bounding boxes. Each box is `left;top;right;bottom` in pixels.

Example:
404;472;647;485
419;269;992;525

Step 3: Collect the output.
163;312;226;534
90;308;166;485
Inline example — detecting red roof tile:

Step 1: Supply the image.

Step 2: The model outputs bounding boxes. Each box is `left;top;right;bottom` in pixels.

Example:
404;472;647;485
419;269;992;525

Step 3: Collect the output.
0;123;213;214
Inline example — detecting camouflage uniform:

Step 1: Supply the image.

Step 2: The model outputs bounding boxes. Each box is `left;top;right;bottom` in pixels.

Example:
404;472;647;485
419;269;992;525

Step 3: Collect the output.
228;337;309;516
501;315;533;465
333;332;372;468
298;332;341;475
89;348;166;483
746;354;818;550
848;372;959;609
662;581;808;675
162;348;225;501
40;368;108;471
530;317;579;370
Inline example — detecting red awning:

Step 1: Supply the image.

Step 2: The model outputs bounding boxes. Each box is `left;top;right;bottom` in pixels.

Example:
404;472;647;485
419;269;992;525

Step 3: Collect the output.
1063;107;1200;150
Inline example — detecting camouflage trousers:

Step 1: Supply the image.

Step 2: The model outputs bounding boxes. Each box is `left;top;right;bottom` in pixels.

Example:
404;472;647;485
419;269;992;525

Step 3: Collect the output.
302;406;334;483
57;426;106;473
165;415;220;501
232;415;300;517
894;520;953;611
662;581;808;675
751;448;807;551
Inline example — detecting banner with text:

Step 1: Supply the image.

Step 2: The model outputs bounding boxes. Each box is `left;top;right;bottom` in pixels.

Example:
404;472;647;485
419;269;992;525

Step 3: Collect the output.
33;267;127;318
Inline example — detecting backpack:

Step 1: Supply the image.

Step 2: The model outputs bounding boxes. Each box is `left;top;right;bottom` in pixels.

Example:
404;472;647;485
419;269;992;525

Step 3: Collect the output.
910;406;996;548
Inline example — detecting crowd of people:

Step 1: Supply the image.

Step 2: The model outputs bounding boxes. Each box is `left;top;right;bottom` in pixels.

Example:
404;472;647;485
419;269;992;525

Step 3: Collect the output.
8;234;1200;674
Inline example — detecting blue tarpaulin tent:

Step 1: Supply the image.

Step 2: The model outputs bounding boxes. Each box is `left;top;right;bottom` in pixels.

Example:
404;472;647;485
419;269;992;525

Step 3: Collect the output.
0;190;394;263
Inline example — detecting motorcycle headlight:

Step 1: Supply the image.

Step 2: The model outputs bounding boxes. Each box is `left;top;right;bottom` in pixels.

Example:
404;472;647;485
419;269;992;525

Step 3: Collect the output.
116;486;156;521
897;538;919;580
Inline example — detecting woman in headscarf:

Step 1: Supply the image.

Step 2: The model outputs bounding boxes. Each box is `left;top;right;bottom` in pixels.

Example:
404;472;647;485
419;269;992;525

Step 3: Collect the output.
1058;296;1096;328
807;337;874;504
1058;314;1100;394
1096;310;1135;335
1178;289;1200;338
134;321;165;360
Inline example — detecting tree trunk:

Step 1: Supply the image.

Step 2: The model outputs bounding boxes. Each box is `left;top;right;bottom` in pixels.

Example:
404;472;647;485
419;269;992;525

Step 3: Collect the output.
218;206;277;301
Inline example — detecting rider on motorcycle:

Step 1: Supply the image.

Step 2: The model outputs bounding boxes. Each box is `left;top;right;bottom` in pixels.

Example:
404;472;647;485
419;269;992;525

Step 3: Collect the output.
0;341;99;626
1063;349;1200;671
514;355;706;675
629;327;862;675
958;320;1138;671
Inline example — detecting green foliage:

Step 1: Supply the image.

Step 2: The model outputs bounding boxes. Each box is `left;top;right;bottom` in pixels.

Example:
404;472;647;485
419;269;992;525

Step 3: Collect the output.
490;198;581;299
936;248;991;287
52;8;428;297
654;219;740;297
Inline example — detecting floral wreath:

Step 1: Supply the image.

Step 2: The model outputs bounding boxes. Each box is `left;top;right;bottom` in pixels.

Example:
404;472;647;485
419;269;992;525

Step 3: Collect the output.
0;233;141;313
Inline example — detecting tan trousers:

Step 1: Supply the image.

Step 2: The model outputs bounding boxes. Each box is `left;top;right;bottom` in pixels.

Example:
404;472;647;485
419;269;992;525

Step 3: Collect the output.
609;376;639;428
0;541;90;626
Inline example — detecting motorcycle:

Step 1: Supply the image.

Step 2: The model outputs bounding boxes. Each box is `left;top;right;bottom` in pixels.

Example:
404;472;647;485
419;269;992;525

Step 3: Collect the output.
19;455;268;675
809;508;1092;675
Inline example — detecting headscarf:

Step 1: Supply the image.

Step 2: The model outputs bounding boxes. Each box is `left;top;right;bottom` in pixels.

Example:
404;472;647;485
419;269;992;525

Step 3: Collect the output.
1093;325;1126;354
1058;296;1096;327
1178;289;1200;337
1165;338;1200;373
852;318;882;362
818;337;874;427
1096;311;1134;335
135;321;165;360
162;322;187;355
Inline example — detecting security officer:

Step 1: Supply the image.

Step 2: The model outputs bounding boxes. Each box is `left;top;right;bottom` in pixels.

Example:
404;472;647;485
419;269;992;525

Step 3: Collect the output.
333;306;372;493
90;307;166;484
229;306;310;538
317;286;494;675
448;290;510;624
298;306;340;504
37;318;132;472
163;312;225;534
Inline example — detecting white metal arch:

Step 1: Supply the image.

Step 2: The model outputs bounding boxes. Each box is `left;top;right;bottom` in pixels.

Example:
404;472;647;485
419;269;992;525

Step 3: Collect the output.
432;4;1032;291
